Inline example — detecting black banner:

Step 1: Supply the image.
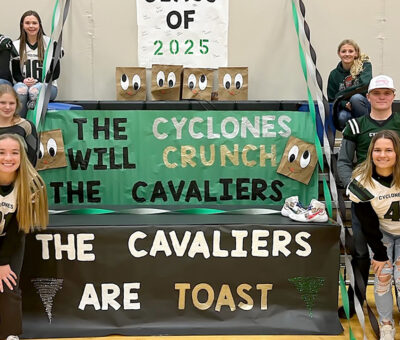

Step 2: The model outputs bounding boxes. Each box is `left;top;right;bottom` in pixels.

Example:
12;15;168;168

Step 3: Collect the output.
21;213;342;338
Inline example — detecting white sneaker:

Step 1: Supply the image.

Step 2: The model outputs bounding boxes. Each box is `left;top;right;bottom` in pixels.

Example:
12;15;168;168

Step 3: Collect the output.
281;196;306;217
289;199;328;222
380;324;395;340
6;336;19;340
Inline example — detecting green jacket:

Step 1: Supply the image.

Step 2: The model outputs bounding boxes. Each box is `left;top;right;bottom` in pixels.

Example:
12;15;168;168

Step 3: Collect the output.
327;61;372;109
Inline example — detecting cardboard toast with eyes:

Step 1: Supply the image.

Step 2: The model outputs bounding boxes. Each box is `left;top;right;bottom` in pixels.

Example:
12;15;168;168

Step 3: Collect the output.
151;64;183;100
182;68;214;100
218;67;248;101
36;129;67;171
277;136;317;185
116;67;146;100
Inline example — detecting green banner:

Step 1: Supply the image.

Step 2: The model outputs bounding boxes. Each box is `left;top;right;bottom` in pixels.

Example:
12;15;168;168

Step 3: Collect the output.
38;110;318;207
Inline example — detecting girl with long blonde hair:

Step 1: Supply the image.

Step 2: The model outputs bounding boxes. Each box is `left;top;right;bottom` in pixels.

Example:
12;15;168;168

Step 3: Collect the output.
327;39;372;131
0;133;48;340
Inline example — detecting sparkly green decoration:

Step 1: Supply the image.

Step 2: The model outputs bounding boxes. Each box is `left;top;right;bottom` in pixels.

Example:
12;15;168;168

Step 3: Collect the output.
289;276;325;317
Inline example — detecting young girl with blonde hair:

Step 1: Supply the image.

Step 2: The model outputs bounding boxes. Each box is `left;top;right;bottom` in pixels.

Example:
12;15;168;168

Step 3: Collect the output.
0;133;48;340
327;39;372;131
0;84;39;166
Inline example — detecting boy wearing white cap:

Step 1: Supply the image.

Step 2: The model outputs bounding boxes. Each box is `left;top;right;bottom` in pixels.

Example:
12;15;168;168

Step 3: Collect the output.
337;75;400;318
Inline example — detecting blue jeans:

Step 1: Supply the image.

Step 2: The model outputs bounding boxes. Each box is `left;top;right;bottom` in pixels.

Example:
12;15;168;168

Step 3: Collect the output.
336;94;370;131
374;230;400;325
13;82;58;118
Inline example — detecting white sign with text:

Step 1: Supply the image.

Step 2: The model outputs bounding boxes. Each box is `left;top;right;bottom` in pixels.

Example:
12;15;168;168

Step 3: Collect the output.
137;0;229;68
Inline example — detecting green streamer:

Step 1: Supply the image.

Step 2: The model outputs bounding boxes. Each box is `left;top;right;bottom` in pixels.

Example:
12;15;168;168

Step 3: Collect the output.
49;207;281;215
291;5;354;336
322;177;333;218
290;0;333;217
175;208;226;215
42;0;60;81
65;208;115;215
339;272;356;340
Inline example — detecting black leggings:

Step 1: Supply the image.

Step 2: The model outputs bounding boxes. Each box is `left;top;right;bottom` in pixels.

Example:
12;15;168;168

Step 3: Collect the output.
0;235;25;338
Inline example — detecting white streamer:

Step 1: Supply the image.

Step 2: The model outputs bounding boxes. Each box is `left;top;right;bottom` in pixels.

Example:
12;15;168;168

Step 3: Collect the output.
293;2;368;338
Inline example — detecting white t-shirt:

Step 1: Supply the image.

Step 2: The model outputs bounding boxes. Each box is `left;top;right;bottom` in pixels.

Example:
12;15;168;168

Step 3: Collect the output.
347;175;400;235
0;186;17;236
13;36;58;87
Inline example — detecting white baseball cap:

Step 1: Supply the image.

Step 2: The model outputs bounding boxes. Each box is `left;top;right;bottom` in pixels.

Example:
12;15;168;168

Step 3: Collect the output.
368;75;396;93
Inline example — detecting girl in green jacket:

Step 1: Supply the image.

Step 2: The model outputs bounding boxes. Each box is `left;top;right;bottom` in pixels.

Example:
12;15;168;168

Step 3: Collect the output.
327;39;372;131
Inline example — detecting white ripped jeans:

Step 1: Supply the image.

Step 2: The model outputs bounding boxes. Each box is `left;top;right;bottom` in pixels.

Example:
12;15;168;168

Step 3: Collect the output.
374;229;400;325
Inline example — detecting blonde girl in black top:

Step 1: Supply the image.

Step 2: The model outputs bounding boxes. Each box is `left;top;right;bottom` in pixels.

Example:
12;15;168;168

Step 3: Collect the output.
0;133;48;340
